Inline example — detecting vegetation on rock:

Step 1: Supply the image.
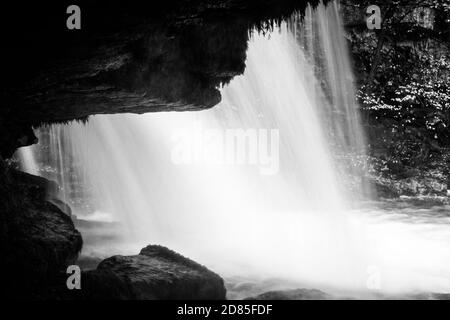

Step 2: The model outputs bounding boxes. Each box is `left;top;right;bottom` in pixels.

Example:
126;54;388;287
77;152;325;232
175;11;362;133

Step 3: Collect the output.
342;0;450;197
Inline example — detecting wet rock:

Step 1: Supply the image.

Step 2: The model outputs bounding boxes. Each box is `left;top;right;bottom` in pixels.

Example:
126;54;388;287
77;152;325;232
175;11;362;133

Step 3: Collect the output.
48;198;73;217
369;166;449;198
81;245;226;300
375;175;448;198
245;288;332;300
0;169;82;299
373;181;400;199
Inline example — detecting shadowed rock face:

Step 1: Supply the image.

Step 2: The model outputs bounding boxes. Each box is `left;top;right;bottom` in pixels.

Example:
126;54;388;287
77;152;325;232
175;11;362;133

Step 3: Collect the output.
0;0;323;158
79;245;226;300
0;168;82;299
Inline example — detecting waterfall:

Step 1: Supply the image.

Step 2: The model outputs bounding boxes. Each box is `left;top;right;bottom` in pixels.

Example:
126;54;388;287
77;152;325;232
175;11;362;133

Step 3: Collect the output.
16;3;450;295
16;147;39;176
16;2;370;289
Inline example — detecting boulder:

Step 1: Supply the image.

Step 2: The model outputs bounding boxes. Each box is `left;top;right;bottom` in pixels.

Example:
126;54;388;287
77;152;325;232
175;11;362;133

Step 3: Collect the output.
81;245;226;300
0;169;82;299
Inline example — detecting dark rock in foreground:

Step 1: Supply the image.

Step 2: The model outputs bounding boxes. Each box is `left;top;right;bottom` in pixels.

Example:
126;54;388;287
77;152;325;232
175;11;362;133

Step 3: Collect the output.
245;288;332;300
0;168;82;299
81;245;226;300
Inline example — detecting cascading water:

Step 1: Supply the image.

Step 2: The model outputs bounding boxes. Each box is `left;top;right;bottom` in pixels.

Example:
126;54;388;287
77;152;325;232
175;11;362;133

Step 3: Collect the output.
16;2;450;297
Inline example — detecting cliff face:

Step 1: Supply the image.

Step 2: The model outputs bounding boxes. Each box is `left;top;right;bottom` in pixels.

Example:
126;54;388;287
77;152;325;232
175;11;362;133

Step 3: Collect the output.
0;0;323;158
340;0;450;197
